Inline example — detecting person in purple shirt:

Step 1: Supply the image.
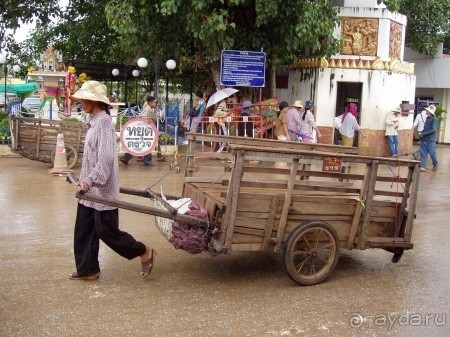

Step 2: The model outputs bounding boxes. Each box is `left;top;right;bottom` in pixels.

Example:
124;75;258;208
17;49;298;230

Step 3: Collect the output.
69;81;155;280
286;100;304;141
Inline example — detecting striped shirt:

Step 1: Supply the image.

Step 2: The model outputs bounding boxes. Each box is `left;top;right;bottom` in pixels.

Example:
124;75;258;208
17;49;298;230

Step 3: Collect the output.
79;111;119;211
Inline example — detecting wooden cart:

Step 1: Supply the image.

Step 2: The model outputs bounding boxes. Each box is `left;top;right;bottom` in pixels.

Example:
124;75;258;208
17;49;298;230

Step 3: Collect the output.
77;134;420;285
9;116;87;168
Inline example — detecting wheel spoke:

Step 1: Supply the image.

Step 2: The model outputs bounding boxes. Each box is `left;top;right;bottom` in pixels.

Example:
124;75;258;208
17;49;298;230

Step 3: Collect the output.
301;235;312;249
316;255;330;265
316;244;334;255
318;243;334;249
296;255;312;274
313;229;323;249
292;250;308;257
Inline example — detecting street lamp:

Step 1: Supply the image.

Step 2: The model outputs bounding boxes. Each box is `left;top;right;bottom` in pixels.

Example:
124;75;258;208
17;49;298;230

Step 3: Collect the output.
0;54;7;109
132;69;139;105
165;59;176;103
137;57;148;105
112;68;119;99
137;57;148;69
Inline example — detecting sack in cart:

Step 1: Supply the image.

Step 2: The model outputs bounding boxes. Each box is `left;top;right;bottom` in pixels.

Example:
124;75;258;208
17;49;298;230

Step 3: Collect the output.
153;190;215;254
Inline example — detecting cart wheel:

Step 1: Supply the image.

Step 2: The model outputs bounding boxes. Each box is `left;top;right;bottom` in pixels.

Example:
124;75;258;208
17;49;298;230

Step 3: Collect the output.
50;144;79;169
283;221;340;286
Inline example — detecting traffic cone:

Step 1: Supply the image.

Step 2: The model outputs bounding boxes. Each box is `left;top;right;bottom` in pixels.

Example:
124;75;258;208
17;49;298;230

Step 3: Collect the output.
49;133;74;176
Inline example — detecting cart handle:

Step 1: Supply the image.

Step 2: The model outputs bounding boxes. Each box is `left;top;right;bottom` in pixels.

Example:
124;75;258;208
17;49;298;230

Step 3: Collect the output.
75;191;213;227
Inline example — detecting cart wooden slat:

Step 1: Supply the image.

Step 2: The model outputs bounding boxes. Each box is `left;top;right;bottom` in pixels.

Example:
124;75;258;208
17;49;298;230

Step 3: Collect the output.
10;116;87;167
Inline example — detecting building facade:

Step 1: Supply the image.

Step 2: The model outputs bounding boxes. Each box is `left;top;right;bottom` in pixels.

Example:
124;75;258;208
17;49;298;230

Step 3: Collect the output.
277;0;416;156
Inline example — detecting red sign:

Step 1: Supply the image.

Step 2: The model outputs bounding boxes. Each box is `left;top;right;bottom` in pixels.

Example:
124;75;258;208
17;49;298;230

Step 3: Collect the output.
322;157;342;172
120;118;159;156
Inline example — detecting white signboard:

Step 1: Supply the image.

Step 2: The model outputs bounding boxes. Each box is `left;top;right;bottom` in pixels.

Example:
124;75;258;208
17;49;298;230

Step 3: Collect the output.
120;118;159;156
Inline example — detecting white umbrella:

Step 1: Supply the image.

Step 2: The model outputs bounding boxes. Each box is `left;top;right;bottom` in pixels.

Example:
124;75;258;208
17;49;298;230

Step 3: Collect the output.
206;88;239;108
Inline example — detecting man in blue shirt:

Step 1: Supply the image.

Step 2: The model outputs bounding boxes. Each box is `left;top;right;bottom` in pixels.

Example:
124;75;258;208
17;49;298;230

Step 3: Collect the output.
418;105;439;172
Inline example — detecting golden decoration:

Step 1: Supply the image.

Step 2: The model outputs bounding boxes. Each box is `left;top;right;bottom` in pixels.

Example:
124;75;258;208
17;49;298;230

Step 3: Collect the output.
289;56;414;74
371;57;384;70
320;57;329;68
340;17;378;56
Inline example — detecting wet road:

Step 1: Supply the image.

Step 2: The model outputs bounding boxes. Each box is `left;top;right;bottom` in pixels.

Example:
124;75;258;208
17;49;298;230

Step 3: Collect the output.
0;146;449;337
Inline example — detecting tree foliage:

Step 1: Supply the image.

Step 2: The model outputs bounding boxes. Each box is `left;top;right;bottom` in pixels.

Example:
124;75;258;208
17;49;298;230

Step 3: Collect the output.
0;0;60;51
104;0;340;94
3;0;449;95
399;0;450;57
29;0;122;62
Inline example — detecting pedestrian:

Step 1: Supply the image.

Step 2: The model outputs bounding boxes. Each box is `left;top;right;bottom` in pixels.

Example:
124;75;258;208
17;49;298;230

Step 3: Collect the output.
190;91;206;133
214;97;230;152
69;81;155;280
419;105;439;172
412;109;427;160
275;101;289;141
299;100;322;143
339;102;360;147
237;100;253;137
385;107;401;157
108;92;117;103
286;100;303;141
120;96;164;166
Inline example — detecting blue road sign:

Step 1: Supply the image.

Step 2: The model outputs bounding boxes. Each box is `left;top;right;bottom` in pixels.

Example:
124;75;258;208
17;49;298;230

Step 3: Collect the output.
220;50;266;87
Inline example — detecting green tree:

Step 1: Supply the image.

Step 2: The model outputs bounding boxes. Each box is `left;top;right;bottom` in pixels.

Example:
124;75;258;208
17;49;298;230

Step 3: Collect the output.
26;0;121;64
104;0;340;97
0;0;60;51
4;0;124;82
5;0;449;97
399;0;450;57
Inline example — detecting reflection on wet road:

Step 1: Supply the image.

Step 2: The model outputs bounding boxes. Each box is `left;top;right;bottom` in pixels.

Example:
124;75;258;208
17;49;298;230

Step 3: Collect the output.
0;147;449;336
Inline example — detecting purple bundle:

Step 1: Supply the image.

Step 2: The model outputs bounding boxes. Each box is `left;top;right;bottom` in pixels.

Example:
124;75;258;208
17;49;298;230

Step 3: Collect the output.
168;201;213;254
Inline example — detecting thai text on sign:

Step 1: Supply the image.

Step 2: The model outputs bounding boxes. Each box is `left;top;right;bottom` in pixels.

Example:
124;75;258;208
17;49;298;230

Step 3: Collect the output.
322;157;342;172
120;118;159;156
220;50;266;87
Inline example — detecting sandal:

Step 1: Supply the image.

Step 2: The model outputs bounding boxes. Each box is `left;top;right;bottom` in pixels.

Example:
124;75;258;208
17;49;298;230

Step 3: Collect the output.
69;271;101;280
141;248;155;277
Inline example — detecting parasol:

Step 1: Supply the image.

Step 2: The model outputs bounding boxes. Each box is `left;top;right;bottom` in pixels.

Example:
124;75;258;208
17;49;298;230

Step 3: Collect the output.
206;88;239;108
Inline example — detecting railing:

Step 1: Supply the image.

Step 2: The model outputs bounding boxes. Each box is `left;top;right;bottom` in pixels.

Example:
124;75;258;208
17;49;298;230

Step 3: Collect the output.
186;115;274;139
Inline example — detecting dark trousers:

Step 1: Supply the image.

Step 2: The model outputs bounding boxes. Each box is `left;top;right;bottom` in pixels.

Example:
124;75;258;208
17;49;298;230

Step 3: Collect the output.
74;203;146;276
123;152;152;165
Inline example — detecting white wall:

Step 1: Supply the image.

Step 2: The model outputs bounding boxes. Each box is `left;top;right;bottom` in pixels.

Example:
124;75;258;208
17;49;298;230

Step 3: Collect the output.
286;67;416;130
404;45;450;89
338;0;385;8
